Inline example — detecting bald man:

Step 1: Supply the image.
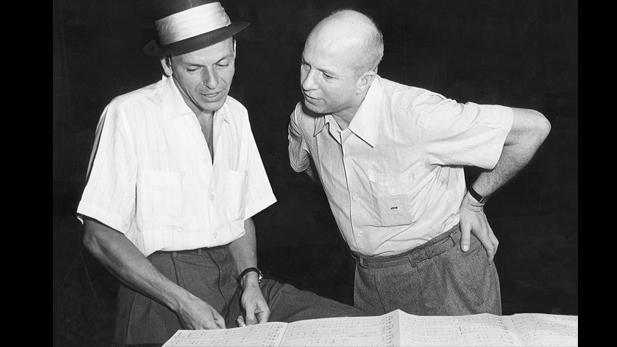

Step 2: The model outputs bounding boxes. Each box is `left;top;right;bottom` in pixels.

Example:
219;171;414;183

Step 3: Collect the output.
288;9;551;316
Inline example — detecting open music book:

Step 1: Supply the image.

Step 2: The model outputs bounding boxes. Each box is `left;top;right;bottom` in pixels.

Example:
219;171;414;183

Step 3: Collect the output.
162;309;578;346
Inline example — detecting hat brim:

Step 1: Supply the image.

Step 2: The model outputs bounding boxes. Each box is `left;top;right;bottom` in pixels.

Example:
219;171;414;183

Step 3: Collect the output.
143;22;250;57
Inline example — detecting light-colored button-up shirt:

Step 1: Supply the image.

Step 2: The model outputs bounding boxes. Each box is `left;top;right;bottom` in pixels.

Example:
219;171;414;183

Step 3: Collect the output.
288;76;513;256
78;75;276;256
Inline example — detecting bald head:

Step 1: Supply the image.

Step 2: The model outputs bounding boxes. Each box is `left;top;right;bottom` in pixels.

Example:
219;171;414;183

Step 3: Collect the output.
307;9;384;77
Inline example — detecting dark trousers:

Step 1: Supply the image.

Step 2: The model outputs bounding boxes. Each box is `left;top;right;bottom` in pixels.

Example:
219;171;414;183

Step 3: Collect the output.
352;225;502;316
114;246;364;345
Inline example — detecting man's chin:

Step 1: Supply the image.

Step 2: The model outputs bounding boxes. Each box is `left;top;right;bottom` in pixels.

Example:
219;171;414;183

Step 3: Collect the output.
302;98;324;116
199;96;227;114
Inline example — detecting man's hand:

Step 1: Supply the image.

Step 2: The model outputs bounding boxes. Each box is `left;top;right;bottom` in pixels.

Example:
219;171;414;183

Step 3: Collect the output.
229;218;271;327
239;279;270;326
175;294;226;330
83;218;227;330
459;193;499;264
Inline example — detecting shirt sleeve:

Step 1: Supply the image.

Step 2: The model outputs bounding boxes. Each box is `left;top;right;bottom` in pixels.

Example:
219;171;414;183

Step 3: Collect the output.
288;103;311;172
76;101;138;233
419;96;514;169
242;114;277;220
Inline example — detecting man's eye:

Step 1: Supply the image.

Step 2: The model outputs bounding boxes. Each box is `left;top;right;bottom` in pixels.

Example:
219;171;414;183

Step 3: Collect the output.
216;60;231;67
322;72;334;80
187;67;200;72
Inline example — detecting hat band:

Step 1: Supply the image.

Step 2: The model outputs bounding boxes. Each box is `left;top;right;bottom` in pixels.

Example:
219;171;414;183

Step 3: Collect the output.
155;2;231;46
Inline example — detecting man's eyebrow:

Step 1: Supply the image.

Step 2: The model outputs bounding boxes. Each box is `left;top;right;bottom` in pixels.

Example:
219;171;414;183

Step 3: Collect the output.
179;59;203;66
216;54;234;63
181;54;234;66
317;66;337;77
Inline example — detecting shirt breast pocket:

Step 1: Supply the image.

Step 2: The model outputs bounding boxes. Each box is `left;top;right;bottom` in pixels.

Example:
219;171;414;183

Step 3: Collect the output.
369;172;416;226
226;170;248;222
139;171;183;230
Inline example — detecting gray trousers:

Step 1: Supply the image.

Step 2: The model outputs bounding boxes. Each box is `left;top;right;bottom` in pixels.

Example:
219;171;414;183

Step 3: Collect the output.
353;225;502;316
114;245;365;345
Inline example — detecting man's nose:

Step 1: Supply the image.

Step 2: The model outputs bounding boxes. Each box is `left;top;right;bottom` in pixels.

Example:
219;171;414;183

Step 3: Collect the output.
202;69;219;89
301;69;317;91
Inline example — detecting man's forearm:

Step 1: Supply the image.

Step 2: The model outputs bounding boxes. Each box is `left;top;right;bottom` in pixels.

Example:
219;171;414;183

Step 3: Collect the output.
82;218;194;311
228;218;260;288
470;108;551;198
471;142;535;198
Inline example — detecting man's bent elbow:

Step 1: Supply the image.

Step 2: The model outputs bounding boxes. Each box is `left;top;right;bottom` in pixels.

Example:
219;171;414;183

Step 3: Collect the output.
83;225;98;254
508;108;551;147
533;110;552;142
82;218;106;257
516;109;551;147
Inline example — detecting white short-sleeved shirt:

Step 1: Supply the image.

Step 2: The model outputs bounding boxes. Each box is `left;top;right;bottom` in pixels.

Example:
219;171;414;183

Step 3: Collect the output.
288;75;513;256
78;75;276;256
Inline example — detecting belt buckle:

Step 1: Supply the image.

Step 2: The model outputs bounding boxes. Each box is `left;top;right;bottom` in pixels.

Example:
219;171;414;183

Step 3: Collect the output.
358;256;367;268
409;249;425;266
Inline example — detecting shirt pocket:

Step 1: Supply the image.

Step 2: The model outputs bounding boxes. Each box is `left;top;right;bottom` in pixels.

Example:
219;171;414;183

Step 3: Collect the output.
369;171;416;226
139;171;183;230
226;170;248;222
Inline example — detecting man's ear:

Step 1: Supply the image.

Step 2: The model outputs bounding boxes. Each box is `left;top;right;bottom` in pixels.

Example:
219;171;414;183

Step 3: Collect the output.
356;69;377;94
160;56;173;77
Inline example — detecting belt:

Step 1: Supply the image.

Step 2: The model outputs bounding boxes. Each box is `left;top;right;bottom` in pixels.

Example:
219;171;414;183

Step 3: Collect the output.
172;248;203;257
151;245;229;258
351;225;460;269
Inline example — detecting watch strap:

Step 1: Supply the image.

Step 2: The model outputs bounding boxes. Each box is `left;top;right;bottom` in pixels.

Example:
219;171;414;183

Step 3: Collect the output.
468;185;488;204
237;267;263;285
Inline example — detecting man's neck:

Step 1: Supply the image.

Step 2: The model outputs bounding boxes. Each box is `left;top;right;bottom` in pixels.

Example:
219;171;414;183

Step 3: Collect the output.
331;112;354;130
196;111;215;162
331;91;369;130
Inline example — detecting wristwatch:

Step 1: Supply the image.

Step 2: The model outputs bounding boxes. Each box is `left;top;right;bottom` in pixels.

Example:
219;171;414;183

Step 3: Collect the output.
468;185;488;204
237;267;263;286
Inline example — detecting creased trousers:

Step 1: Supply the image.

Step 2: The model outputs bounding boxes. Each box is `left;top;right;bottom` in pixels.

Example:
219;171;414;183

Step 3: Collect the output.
352;225;502;316
113;245;364;345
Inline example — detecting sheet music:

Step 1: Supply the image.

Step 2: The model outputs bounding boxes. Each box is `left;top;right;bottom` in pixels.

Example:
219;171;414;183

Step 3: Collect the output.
399;312;520;346
161;322;287;347
511;313;578;346
278;311;398;346
161;310;578;347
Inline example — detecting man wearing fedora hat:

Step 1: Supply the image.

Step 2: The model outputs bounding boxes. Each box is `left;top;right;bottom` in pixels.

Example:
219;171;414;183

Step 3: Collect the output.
77;0;364;344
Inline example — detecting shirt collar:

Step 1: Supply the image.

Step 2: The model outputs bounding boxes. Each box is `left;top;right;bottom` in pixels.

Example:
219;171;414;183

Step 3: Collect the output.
312;75;384;147
313;115;327;136
346;75;383;147
162;75;192;121
161;75;231;123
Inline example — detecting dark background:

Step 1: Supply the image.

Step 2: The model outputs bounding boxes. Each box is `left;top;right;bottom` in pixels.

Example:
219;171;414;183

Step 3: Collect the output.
53;0;578;346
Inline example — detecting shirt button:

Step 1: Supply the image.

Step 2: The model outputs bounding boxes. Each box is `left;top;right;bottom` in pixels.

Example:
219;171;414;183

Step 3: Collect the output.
210;194;215;201
213;232;218;238
352;194;359;201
